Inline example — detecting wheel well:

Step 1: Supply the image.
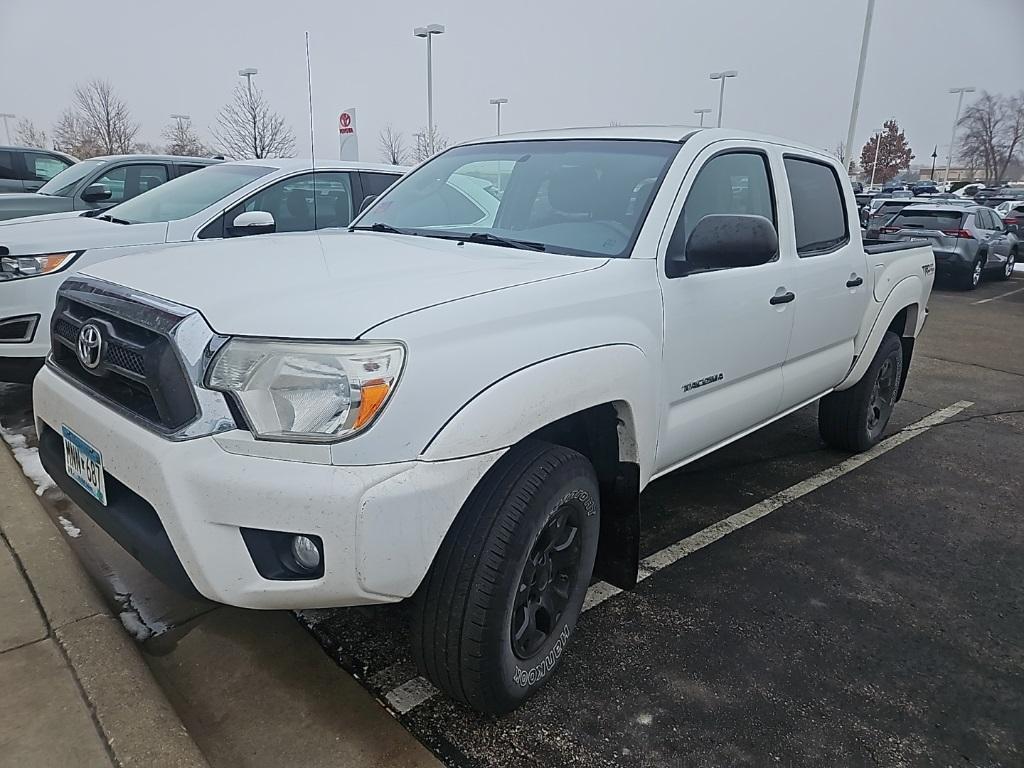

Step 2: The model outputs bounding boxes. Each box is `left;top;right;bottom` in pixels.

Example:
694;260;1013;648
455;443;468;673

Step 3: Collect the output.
528;402;640;590
886;305;917;401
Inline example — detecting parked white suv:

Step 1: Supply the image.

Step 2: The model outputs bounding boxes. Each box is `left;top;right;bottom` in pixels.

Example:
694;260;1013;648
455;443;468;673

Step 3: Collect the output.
0;159;403;382
33;127;935;713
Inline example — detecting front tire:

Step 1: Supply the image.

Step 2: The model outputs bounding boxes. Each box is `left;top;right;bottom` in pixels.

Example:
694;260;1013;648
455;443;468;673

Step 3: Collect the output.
411;440;600;714
819;331;903;452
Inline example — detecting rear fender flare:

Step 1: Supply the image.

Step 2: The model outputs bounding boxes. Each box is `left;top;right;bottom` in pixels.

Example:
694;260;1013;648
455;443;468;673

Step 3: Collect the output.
837;276;922;391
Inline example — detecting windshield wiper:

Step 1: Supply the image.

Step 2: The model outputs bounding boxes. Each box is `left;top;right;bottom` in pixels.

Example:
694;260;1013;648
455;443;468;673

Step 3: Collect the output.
460;232;546;252
96;214;131;225
349;222;408;234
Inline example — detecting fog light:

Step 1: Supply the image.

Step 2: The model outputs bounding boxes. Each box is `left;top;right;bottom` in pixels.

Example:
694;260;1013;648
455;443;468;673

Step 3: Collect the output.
290;535;321;571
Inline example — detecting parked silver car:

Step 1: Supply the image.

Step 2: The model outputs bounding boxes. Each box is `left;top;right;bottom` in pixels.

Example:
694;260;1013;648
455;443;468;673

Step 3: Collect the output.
0;146;78;193
879;204;1018;289
0;154;217;222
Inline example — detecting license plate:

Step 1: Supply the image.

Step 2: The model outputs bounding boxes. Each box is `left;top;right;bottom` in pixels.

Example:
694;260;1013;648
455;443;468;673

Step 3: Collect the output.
62;425;107;506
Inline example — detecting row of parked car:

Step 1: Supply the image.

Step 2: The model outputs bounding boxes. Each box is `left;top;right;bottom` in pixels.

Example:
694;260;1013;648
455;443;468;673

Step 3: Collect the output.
850;182;1022;290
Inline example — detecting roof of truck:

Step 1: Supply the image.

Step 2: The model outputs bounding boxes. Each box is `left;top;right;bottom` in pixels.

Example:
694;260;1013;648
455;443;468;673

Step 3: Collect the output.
463;126;834;157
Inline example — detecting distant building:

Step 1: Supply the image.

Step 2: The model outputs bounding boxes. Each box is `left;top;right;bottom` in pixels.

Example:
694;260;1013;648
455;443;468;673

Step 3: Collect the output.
917;167;979;183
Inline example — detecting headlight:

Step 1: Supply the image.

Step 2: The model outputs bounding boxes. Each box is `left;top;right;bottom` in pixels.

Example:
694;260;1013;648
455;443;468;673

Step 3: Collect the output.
206;339;405;443
0;252;81;280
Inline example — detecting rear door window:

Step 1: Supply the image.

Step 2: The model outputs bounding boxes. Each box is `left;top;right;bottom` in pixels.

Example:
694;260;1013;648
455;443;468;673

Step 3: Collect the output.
0;150;16;180
783;156;849;255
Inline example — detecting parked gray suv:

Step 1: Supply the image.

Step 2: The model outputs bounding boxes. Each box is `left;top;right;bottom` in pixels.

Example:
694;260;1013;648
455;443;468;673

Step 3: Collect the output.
0;146;77;193
879;204;1018;290
0;154;218;222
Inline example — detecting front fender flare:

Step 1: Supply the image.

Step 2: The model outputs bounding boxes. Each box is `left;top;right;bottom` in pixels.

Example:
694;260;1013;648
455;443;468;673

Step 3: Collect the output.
421;344;657;474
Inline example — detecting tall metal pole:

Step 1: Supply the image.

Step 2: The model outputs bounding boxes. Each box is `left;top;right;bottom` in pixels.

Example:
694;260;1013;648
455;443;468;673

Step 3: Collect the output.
869;129;882;188
426;33;434;145
845;0;876;175
716;77;727;128
490;98;508;135
944;87;974;186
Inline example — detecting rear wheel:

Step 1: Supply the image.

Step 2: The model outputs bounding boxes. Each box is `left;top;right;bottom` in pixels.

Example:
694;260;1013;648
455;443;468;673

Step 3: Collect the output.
411;440;600;714
819;331;903;452
956;256;984;290
997;251;1016;281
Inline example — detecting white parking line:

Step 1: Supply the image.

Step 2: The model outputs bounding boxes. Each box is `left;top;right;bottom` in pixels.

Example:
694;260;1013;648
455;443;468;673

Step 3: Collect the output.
582;399;973;612
383;400;972;713
973;285;1024;305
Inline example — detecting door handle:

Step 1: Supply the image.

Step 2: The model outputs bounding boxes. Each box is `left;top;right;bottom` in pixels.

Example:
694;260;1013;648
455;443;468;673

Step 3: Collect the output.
846;276;864;287
769;291;795;305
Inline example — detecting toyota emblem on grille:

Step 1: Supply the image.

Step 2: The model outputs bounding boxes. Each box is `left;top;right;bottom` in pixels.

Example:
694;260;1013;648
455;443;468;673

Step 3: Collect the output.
77;323;103;370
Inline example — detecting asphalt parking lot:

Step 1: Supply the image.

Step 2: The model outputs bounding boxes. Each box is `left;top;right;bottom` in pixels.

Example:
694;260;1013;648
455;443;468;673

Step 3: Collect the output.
2;273;1022;767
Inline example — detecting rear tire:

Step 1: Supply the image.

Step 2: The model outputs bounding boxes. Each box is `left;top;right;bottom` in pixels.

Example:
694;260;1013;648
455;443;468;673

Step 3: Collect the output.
411;440;600;714
996;251;1016;281
819;331;903;452
955;255;984;290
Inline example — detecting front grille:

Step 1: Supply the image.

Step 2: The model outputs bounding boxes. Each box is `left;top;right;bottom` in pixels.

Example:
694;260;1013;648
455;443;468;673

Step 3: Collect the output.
50;296;198;431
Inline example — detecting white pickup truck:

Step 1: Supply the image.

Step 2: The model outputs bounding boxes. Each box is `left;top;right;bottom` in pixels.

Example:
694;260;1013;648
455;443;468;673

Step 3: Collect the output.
33;127;934;713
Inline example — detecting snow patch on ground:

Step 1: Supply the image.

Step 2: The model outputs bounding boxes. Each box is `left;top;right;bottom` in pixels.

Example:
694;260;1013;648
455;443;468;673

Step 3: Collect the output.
119;610;154;641
57;515;81;538
294;608;332;628
0;423;55;497
1015;261;1023;273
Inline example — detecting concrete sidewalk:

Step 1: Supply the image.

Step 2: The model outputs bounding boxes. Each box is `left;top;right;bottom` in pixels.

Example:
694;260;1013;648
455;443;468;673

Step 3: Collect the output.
0;440;208;768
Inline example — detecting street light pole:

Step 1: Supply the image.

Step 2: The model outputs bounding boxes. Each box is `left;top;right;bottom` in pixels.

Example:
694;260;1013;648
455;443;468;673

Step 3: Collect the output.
944;86;975;187
693;108;712;127
489;98;508;135
709;71;738;128
0;113;14;144
844;0;876;175
869;128;882;188
930;146;938;181
414;24;445;152
238;68;258;97
237;69;258;157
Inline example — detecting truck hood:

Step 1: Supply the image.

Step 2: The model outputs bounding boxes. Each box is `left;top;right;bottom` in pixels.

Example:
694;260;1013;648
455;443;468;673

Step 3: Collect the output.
0;193;74;221
83;231;606;338
0;215;168;256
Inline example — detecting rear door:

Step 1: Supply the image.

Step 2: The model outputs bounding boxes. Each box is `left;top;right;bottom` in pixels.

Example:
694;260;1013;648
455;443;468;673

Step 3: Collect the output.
655;143;795;473
779;154;869;410
977;208;1012;265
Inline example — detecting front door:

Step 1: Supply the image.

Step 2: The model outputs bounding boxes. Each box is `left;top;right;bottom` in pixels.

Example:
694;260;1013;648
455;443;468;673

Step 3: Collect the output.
655;145;796;475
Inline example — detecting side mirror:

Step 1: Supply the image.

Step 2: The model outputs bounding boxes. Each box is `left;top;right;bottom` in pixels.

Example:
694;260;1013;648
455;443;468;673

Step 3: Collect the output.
357;194;377;215
668;214;778;278
81;184;112;203
229;211;276;237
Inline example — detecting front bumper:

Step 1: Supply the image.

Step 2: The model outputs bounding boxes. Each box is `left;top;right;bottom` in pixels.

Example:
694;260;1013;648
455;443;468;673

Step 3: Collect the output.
34;366;504;609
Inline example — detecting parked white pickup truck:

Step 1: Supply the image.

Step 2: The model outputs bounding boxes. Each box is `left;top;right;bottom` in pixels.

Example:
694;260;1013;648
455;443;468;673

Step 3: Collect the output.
33;127;934;713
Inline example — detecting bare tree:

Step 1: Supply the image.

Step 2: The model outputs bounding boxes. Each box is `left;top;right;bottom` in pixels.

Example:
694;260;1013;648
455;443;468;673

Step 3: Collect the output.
412;126;450;163
77;79;139;154
378;125;409;165
162;116;207;156
53;109;103;158
957;92;1024;185
212;82;295;159
15;118;48;149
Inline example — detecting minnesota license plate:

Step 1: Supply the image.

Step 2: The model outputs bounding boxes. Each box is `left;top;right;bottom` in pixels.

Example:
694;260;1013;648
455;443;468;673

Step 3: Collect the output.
62;425;107;506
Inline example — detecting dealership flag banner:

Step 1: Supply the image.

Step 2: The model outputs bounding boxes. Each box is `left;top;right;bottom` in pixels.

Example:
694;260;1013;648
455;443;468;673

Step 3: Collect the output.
338;108;358;160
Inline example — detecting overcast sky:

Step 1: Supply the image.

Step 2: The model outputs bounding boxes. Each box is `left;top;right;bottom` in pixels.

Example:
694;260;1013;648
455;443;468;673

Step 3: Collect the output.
2;0;1022;166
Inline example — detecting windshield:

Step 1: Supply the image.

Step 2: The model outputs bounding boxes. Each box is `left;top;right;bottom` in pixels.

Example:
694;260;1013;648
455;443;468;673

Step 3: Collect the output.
356;139;681;257
106;164;273;224
37;159;105;197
